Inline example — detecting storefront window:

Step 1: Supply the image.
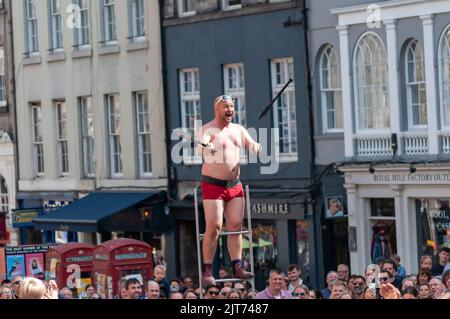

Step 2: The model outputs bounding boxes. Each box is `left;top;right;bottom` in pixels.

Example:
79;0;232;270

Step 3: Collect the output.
369;198;397;263
178;220;198;278
417;199;450;257
240;220;277;290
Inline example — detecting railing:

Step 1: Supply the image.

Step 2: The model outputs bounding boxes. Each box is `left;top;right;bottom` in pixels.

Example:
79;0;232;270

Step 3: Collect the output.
402;133;429;155
356;134;392;157
441;132;450;154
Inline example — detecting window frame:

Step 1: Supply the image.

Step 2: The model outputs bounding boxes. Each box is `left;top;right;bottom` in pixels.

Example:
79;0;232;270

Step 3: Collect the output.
103;0;117;45
0;177;8;213
353;32;391;134
50;0;63;52
130;0;145;42
0;47;6;107
134;91;152;178
26;0;39;55
405;39;427;130
319;45;343;134
179;68;202;164
438;24;450;130
80;96;94;178
106;94;122;178
75;0;90;49
56;101;69;177
177;0;196;18
222;0;242;11
271;57;298;163
31;103;44;177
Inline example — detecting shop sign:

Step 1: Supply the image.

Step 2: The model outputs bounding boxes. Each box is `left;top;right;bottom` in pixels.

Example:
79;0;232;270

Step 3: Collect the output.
13;210;39;226
5;245;51;255
371;172;450;184
94;254;109;261
251;203;289;215
66;256;93;263
249;199;305;219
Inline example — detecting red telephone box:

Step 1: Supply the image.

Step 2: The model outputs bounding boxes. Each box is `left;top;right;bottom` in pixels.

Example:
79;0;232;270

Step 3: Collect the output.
45;243;94;294
92;238;153;298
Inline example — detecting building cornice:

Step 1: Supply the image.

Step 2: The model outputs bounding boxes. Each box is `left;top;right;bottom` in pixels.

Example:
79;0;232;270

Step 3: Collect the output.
330;0;450;26
163;1;299;27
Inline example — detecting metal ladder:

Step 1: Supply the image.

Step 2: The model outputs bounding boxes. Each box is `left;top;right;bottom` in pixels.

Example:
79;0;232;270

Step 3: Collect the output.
194;185;255;299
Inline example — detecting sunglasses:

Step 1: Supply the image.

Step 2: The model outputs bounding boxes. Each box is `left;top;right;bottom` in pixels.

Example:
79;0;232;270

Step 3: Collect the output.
219;95;235;102
292;292;306;296
208;291;220;295
379;277;390;282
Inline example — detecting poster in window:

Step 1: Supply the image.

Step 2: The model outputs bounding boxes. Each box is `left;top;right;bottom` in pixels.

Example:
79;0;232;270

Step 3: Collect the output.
25;253;44;279
325;196;346;219
6;254;25;280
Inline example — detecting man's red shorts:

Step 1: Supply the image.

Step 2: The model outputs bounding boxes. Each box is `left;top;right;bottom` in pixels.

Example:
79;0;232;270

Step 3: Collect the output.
201;181;244;201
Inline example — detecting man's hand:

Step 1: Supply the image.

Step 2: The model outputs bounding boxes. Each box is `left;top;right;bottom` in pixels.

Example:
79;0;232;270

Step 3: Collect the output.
44;280;59;299
364;287;376;299
204;142;216;155
250;142;262;155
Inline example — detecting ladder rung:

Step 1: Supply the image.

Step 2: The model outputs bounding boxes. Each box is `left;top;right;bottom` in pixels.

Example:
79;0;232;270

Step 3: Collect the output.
199;230;250;239
214;278;253;283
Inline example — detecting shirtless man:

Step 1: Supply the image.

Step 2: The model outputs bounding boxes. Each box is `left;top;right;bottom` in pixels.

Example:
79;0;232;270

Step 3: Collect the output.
198;95;261;285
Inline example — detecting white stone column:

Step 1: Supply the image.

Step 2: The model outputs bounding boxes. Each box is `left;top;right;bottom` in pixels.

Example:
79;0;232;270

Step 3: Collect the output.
344;182;362;274
391;185;406;266
421;14;439;154
385;20;402;154
402;197;418;274
337;25;354;158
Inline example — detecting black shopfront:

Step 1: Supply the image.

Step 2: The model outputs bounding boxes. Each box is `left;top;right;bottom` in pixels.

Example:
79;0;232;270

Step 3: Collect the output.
166;190;315;291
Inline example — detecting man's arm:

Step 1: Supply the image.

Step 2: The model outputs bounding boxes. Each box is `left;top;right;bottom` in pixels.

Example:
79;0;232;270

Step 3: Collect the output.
240;125;261;154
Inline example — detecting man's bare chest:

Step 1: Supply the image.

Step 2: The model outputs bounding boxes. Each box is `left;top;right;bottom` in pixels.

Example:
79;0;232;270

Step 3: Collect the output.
210;129;242;148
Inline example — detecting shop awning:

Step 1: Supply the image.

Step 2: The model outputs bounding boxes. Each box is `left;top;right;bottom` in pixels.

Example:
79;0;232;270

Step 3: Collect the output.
33;192;164;233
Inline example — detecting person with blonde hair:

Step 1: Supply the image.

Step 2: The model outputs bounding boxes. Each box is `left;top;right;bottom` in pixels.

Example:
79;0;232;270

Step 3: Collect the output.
19;277;47;299
0;286;14;299
154;264;170;297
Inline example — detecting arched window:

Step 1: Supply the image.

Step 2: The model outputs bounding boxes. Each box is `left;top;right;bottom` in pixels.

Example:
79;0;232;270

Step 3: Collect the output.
0;47;5;104
439;26;450;127
405;40;427;129
0;177;8;213
320;45;342;132
354;33;390;130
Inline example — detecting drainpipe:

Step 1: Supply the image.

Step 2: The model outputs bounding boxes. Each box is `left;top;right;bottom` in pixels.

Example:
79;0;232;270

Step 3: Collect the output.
159;0;176;200
302;0;323;289
158;0;179;280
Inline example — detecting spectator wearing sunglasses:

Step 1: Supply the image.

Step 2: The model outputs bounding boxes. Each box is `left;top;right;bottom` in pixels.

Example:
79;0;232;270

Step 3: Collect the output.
10;276;23;299
205;285;221;299
378;270;394;285
292;285;309;299
220;286;232;297
255;268;292;299
349;275;366;299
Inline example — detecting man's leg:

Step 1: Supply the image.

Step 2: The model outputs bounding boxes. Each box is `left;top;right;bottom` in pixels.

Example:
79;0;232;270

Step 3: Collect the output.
224;197;254;279
202;199;224;284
